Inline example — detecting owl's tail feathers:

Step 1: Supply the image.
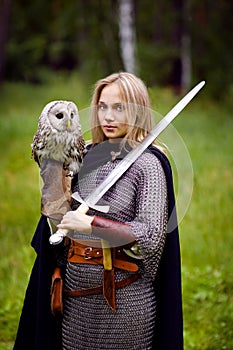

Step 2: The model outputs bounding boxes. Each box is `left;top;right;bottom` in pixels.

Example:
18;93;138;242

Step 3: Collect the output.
40;158;72;222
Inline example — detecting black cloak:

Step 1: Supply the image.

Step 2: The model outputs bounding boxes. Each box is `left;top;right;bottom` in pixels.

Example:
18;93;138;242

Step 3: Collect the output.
13;146;183;350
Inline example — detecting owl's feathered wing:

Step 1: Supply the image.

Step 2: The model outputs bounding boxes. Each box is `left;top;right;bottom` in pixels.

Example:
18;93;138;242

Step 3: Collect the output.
31;127;85;174
31;129;46;166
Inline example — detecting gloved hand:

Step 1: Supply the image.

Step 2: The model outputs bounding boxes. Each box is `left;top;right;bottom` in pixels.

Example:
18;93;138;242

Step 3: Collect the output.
40;158;72;221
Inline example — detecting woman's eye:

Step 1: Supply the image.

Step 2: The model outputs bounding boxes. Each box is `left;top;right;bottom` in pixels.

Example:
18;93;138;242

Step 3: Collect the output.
115;104;125;112
98;104;107;111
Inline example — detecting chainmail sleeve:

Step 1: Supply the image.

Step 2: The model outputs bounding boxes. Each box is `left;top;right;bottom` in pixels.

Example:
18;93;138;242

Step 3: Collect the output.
126;151;168;279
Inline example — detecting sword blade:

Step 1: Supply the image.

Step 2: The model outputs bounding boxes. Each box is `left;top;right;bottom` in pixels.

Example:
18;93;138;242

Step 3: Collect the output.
73;80;205;209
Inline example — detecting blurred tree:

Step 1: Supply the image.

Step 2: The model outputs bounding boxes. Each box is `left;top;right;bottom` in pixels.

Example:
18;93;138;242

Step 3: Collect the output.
169;0;183;92
5;0;123;83
135;1;178;86
181;0;191;92
5;0;50;81
191;0;233;98
74;0;123;81
118;0;136;74
0;0;11;82
135;0;192;92
168;0;191;92
2;0;233;97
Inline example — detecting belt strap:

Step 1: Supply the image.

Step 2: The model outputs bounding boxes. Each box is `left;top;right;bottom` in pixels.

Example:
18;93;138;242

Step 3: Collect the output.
64;272;140;298
68;240;139;273
67;240;140;311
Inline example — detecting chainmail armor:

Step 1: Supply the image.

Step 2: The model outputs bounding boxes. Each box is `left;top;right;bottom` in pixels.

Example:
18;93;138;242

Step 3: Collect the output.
62;149;168;350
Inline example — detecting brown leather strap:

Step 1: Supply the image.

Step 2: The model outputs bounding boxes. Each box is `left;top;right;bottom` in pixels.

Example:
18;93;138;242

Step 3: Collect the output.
103;268;116;311
64;272;141;298
68;240;139;272
71;244;103;259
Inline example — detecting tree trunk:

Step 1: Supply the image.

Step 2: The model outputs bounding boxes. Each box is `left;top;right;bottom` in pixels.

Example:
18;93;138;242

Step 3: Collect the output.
118;0;136;74
181;0;191;92
169;0;183;92
0;0;11;82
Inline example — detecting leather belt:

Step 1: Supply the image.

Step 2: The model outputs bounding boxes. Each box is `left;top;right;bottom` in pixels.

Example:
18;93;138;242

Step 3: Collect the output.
68;240;139;273
67;240;140;311
64;272;140;298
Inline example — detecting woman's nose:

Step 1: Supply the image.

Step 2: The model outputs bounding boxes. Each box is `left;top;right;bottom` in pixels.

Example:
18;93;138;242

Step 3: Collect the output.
104;108;115;122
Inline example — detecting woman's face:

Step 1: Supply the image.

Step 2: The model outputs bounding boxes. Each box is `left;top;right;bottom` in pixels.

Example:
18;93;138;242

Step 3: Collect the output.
97;83;129;141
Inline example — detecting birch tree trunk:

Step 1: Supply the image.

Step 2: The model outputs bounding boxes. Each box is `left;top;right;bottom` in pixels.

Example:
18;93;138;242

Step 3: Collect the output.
118;0;136;74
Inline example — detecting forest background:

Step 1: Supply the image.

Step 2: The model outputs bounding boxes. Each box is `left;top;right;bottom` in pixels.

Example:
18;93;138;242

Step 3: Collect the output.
0;0;232;349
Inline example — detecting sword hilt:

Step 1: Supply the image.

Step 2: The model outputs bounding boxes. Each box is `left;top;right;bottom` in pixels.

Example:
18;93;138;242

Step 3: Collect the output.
49;203;112;271
49;203;89;245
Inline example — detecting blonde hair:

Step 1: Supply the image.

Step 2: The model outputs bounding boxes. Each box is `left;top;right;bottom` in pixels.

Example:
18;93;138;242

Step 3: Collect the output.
90;72;155;148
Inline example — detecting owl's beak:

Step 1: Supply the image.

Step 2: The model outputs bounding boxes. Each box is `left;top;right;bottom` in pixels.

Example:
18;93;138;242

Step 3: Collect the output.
67;120;71;128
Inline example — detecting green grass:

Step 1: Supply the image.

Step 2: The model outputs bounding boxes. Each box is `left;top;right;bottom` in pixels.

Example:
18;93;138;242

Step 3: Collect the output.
0;73;232;349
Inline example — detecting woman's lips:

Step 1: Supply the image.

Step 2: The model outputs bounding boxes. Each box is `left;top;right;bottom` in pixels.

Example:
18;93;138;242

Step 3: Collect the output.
104;125;117;131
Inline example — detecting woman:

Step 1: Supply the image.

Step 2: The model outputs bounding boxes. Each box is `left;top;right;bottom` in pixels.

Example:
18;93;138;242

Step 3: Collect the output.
14;72;183;350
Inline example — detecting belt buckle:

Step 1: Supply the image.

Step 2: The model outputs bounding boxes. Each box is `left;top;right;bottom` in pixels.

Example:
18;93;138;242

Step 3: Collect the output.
84;246;93;260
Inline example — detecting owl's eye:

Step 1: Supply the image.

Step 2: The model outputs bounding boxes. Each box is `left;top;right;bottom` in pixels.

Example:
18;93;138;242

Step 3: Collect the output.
56;113;64;119
70;112;74;119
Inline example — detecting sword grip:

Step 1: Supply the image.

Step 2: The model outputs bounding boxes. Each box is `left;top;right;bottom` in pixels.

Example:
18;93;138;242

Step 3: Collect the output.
49;203;89;245
76;202;89;214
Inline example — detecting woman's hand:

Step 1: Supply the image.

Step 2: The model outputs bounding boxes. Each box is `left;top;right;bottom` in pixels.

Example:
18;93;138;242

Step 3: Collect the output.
57;210;94;233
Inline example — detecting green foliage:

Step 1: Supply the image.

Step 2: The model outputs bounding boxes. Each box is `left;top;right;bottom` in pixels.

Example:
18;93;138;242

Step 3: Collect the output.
3;0;233;97
0;75;232;349
190;0;233;99
6;0;123;83
137;42;177;85
183;265;233;349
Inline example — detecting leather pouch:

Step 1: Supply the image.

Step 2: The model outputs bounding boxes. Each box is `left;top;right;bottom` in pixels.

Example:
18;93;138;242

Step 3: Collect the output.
51;267;63;316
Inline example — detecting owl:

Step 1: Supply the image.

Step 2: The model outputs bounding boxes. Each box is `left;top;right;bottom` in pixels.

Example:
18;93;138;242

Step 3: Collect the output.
31;100;85;221
31;100;85;175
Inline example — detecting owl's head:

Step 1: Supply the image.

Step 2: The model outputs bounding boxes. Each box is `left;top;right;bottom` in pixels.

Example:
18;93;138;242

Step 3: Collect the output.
39;100;81;133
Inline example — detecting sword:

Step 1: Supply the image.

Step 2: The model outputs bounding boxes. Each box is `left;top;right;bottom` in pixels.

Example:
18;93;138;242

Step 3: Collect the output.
49;80;205;247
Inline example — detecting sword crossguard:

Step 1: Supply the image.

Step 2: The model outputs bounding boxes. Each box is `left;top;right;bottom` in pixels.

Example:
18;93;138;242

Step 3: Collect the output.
72;191;110;213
